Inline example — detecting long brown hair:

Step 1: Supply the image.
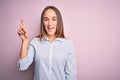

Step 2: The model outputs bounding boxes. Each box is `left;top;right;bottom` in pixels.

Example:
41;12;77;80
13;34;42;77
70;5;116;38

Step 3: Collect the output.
38;6;65;40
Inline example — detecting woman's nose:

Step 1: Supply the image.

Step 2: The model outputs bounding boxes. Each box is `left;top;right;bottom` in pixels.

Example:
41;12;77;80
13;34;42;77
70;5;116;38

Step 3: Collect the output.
48;20;52;26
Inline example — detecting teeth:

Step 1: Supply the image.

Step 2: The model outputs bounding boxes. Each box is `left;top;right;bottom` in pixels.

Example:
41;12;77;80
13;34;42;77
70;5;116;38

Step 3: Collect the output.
48;26;54;29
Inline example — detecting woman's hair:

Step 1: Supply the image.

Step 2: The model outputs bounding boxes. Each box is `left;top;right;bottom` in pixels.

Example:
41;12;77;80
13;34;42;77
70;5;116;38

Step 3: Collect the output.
38;6;65;40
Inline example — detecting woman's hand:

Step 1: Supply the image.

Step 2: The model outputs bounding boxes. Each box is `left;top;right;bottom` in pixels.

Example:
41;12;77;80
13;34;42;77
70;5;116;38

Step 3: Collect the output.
17;20;29;42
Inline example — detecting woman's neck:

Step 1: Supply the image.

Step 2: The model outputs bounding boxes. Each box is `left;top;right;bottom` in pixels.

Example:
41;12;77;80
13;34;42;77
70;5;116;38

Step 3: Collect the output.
47;35;56;43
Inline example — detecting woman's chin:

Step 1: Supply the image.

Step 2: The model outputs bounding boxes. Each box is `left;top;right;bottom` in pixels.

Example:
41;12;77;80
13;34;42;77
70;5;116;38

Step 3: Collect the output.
47;33;55;37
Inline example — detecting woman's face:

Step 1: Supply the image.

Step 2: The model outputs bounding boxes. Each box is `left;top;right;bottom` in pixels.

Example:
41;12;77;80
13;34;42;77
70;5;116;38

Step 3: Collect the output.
43;9;57;37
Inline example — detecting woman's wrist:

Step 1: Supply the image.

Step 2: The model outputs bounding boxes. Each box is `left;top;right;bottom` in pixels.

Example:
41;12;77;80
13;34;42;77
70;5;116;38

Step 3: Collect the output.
22;39;29;44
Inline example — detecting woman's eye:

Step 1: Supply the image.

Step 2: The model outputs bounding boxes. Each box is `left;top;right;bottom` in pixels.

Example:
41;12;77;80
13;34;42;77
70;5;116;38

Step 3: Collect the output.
44;17;48;21
44;19;48;21
52;18;56;21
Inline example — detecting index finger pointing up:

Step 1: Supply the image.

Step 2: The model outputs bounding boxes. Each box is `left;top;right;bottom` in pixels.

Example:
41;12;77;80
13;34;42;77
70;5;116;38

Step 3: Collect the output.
21;19;25;27
20;19;26;29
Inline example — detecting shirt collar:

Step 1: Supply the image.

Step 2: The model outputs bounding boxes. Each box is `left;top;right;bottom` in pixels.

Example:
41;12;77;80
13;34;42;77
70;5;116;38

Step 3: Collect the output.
42;36;63;43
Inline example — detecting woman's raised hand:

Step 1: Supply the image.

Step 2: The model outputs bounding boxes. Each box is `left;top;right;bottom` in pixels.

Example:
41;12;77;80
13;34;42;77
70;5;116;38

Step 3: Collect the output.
17;20;29;42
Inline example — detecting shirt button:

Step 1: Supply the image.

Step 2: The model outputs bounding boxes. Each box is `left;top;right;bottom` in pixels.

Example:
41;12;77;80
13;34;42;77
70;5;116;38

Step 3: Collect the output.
49;70;52;74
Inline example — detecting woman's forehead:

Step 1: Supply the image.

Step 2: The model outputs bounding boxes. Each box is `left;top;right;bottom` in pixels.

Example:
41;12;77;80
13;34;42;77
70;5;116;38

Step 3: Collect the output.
44;9;57;17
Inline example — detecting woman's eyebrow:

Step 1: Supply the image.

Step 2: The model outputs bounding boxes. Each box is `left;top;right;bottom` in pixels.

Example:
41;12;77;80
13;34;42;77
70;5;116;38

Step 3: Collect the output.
52;16;57;18
43;16;57;19
43;17;48;18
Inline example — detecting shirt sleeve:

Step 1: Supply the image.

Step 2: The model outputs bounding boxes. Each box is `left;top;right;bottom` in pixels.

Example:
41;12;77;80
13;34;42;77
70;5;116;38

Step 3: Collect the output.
17;44;35;71
65;41;77;80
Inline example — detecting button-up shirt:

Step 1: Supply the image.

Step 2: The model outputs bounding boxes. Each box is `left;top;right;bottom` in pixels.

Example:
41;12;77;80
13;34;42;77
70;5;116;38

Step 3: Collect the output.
17;37;77;80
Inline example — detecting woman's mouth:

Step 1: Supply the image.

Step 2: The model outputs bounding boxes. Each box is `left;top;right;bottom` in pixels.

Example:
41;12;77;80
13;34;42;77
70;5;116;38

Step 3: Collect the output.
47;25;54;31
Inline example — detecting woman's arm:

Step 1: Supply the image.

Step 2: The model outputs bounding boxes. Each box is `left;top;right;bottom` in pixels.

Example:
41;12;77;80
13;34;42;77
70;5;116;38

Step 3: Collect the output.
17;20;29;59
65;41;77;80
17;20;35;71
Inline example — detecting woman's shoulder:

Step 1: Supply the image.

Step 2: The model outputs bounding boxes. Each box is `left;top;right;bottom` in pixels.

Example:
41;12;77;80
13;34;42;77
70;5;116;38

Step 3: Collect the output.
60;38;75;51
31;37;40;41
29;37;40;45
60;38;73;45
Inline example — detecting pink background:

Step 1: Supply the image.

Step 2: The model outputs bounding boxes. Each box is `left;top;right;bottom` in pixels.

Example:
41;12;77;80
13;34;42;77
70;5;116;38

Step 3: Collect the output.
0;0;120;80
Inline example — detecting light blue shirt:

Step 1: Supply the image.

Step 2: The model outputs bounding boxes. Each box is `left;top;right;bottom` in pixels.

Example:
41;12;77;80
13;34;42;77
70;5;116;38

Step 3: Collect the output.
18;37;77;80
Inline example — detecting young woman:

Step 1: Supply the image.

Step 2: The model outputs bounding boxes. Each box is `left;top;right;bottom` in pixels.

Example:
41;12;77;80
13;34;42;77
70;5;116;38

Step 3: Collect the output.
17;6;77;80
